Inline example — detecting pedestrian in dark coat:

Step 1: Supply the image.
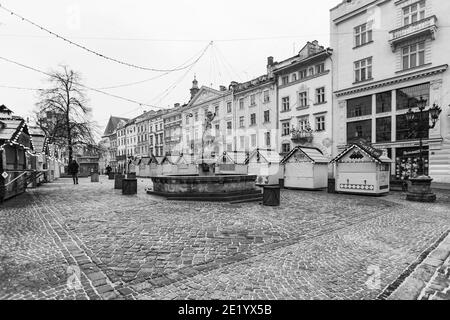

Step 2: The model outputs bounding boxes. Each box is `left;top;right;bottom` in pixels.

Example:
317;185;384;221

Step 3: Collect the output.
68;160;79;185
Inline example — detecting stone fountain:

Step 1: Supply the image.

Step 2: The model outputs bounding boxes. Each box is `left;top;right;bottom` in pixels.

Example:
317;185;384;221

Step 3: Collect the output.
147;111;262;203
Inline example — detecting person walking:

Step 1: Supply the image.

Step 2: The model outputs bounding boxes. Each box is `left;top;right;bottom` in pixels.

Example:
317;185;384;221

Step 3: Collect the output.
68;159;79;185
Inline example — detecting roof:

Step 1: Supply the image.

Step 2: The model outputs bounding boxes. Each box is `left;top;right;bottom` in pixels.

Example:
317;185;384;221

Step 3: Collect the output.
332;142;392;164
245;149;282;164
217;151;249;164
103;116;129;136
281;146;329;164
161;155;181;165
0;104;13;115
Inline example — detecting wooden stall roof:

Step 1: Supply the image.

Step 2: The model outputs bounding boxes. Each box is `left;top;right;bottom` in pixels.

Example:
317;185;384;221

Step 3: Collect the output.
217;151;249;164
161;155;181;165
331;143;392;164
281;146;329;164
0;117;34;150
245;149;282;164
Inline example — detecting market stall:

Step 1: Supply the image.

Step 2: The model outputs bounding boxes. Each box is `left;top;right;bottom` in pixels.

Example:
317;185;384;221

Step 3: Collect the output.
281;146;329;190
215;151;248;175
331;143;392;196
161;155;181;176
246;149;283;186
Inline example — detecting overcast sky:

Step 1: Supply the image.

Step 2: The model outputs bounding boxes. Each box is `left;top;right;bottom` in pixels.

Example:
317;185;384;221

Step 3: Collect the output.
0;0;341;131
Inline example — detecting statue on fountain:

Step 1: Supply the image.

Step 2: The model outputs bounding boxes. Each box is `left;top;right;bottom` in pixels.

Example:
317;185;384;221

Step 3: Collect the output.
199;111;217;176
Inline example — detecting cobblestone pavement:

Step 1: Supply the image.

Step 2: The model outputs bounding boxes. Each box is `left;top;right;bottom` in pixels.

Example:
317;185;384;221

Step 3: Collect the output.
0;176;449;300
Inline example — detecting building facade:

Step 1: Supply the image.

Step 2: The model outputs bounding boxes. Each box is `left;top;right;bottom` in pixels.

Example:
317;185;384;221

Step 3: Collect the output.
231;73;277;154
163;106;183;156
150;110;166;157
270;41;334;157
331;0;450;183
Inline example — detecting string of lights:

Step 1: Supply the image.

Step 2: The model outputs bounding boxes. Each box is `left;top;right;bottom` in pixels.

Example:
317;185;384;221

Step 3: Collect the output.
0;3;211;72
0;55;163;110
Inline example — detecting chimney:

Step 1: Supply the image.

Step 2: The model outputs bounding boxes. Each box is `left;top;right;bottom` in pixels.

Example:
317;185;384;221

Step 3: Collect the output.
219;85;227;92
174;103;181;108
267;56;274;67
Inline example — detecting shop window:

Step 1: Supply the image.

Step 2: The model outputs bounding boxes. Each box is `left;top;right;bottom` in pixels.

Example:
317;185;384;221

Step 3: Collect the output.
396;83;430;111
376;117;392;143
396;113;429;141
376;91;392;113
395;147;429;180
347;95;372;118
347;119;372;143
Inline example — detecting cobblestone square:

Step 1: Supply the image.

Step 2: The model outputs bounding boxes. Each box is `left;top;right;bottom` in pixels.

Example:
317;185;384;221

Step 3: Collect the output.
1;176;449;300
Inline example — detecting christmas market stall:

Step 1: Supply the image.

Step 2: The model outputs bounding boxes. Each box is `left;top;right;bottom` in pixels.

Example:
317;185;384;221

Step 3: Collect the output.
176;153;198;175
215;151;249;175
246;149;283;186
331;142;392;196
281;146;329;190
0;105;34;202
161;155;181;176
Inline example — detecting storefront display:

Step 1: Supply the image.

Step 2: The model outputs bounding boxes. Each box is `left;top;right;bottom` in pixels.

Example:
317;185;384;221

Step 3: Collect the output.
395;147;429;180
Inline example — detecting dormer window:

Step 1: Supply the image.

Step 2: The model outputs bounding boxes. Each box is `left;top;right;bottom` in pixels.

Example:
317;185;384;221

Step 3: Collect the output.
403;0;426;26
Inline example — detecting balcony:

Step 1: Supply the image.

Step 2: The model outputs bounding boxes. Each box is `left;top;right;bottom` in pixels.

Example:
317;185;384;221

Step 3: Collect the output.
389;16;438;51
291;128;314;144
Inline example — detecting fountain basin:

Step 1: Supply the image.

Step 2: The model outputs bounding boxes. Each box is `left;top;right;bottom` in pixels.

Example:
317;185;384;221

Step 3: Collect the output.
147;174;262;203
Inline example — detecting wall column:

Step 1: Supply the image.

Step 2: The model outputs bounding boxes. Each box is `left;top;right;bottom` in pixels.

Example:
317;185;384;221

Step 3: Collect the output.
371;94;376;144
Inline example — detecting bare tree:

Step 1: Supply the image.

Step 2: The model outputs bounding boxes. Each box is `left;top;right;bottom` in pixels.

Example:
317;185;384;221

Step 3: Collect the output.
35;65;98;162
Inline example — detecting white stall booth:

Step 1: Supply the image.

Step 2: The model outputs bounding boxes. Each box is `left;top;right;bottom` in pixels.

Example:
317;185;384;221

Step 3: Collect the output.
177;154;198;175
149;155;163;177
281;146;329;190
246;149;283;186
332;143;392;195
161;155;181;176
215;151;248;175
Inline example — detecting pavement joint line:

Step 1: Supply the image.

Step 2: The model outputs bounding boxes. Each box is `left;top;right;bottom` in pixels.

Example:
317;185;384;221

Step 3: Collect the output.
376;228;450;300
30;190;119;299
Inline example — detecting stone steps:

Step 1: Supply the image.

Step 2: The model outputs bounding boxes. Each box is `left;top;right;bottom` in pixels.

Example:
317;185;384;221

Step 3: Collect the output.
147;189;263;204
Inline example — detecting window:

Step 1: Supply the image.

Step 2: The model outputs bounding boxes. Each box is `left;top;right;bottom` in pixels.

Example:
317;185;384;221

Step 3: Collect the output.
354;57;372;82
227;121;232;135
250;94;256;106
315;63;325;74
292;73;297;82
251;134;257;147
355;22;373;47
403;0;426;26
250;113;256;126
315;115;326;132
282;76;289;85
347;120;372;143
239;98;244;110
240;136;245;149
215;105;219;116
282;122;290;136
215;124;220;137
397;112;429;141
227;143;233;152
299;69;307;79
347;95;372;118
263;90;270;103
264;110;270;123
265;132;271;147
298;117;309;131
308;67;314;76
282;143;291;154
402;42;425;70
282;97;290;112
227;102;232;113
396;83;430;110
376;91;392;113
299;91;309;108
239;116;245;128
315;87;326;104
376;117;392;143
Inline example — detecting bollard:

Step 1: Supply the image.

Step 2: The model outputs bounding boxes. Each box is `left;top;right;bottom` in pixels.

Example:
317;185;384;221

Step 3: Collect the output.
122;178;137;195
108;172;115;180
262;185;280;206
91;173;99;183
327;178;336;194
127;172;136;179
114;174;125;190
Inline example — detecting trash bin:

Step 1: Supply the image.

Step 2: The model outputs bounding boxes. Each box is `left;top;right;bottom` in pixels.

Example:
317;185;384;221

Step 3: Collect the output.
108;172;115;180
122;178;137;195
327;178;336;194
91;173;99;183
114;174;125;190
263;185;280;206
127;172;136;179
279;179;285;188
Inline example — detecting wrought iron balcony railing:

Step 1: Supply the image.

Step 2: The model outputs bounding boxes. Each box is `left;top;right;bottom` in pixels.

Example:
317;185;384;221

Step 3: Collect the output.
389;15;437;51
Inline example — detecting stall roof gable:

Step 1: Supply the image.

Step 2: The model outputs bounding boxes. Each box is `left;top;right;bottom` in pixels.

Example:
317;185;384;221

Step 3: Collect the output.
161;155;181;165
332;144;392;164
245;149;282;164
281;147;329;164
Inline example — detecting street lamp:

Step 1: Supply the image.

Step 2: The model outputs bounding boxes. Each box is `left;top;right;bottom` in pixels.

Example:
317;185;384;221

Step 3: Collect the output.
404;97;442;202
